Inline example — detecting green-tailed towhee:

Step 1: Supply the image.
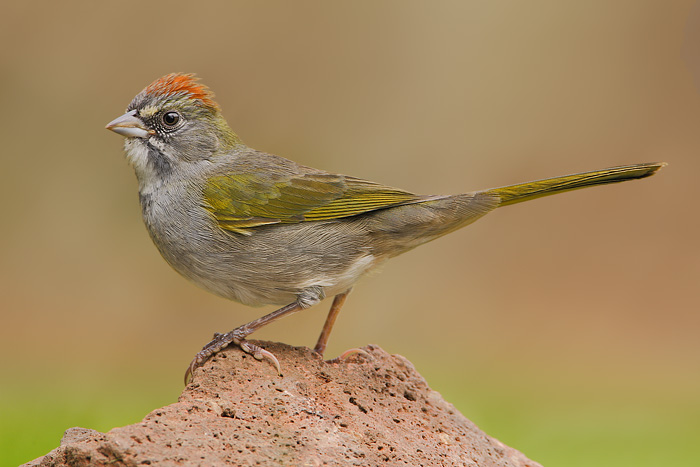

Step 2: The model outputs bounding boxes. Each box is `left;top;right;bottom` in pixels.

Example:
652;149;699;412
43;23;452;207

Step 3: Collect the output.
106;73;665;383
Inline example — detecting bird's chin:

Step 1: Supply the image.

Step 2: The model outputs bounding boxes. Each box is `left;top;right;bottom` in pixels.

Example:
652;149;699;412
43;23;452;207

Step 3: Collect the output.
124;138;150;170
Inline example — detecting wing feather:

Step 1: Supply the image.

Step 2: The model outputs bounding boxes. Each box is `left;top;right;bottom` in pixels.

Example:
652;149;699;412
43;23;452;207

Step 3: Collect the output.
203;171;423;234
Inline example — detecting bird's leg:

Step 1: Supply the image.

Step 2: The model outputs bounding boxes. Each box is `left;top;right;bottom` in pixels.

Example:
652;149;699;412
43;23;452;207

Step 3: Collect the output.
313;289;352;356
184;301;303;384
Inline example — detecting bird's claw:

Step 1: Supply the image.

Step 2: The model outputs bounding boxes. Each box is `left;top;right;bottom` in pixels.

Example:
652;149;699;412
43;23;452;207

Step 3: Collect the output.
325;347;371;364
183;332;281;385
240;340;282;376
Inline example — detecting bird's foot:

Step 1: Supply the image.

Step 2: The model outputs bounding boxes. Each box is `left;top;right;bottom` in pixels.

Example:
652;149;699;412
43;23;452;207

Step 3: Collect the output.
184;331;281;384
325;347;371;364
239;339;281;375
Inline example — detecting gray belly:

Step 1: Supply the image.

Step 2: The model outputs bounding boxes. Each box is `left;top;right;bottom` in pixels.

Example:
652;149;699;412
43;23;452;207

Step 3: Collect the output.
141;191;377;307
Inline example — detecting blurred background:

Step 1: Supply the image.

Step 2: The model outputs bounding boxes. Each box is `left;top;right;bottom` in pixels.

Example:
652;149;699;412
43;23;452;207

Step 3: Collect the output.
1;1;698;465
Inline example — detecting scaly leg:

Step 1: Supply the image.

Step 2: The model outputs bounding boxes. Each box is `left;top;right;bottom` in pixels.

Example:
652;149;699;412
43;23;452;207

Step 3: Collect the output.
184;301;303;384
313;289;352;356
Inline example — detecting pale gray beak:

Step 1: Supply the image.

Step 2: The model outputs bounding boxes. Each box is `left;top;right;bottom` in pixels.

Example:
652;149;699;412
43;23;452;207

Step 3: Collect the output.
106;109;153;138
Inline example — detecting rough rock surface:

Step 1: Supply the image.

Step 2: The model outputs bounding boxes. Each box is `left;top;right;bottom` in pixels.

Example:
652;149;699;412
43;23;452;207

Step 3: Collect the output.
26;343;542;466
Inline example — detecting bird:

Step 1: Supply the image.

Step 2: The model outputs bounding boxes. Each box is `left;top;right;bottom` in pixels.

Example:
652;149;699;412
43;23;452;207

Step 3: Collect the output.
106;73;665;383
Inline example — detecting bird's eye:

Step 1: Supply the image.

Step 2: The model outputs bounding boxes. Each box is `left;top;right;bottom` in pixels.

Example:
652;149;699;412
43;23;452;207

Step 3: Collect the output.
162;111;181;127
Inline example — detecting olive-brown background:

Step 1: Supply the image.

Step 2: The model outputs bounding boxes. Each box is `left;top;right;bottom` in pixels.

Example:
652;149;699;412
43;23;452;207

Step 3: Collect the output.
1;1;698;466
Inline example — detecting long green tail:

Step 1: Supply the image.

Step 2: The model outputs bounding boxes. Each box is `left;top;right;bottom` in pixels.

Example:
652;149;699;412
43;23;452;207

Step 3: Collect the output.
483;162;666;207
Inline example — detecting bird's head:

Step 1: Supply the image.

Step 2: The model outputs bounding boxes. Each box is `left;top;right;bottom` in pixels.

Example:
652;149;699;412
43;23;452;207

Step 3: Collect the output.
106;73;241;184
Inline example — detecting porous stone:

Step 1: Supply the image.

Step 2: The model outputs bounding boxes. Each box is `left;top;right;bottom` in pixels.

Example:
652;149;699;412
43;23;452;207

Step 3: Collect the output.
25;343;541;466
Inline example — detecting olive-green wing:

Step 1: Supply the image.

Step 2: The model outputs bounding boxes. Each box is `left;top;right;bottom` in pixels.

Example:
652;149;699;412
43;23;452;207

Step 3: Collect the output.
202;172;423;235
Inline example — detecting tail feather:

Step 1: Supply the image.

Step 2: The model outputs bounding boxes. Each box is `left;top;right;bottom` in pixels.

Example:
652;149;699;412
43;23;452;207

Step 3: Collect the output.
483;162;666;207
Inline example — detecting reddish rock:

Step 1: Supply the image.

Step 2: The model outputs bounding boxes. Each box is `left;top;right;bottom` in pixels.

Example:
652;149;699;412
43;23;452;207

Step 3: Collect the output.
26;343;541;466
